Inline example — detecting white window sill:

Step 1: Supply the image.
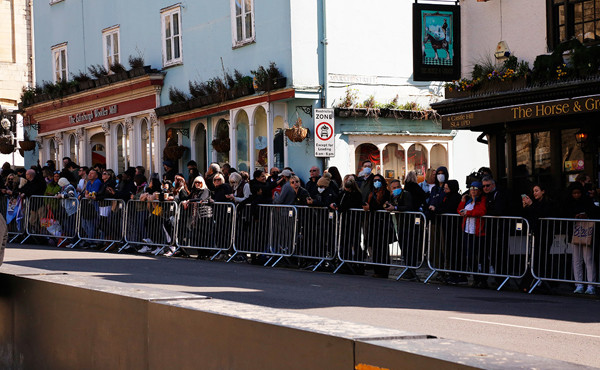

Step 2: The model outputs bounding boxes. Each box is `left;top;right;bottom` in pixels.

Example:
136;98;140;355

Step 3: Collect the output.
163;60;183;69
232;39;256;50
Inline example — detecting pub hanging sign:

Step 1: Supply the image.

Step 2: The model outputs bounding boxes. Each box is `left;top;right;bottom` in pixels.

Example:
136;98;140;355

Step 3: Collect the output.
412;3;461;82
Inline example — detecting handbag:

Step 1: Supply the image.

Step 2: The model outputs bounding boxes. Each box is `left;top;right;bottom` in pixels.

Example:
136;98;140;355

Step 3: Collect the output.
40;206;57;228
572;221;594;246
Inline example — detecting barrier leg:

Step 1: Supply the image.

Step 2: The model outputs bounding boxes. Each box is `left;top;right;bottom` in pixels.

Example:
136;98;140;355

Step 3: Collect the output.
424;270;437;284
496;276;510;291
226;251;238;263
20;235;30;244
271;256;284;268
210;250;221;261
9;234;20;243
57;238;69;247
333;261;345;274
264;256;274;267
103;242;115;252
311;259;325;272
395;268;408;281
153;246;166;256
528;279;542;294
71;239;81;248
118;243;131;253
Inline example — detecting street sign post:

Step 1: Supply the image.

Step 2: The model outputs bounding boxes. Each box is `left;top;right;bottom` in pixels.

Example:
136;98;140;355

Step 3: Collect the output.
314;108;335;157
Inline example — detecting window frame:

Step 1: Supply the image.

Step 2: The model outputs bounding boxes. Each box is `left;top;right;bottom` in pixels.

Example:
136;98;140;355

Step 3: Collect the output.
161;5;183;67
51;43;68;83
230;0;256;48
102;25;121;70
548;0;600;50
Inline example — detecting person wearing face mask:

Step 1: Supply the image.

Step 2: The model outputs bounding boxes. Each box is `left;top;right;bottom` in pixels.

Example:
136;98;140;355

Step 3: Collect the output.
307;176;337;207
356;160;375;202
427;166;449;216
362;174;392;278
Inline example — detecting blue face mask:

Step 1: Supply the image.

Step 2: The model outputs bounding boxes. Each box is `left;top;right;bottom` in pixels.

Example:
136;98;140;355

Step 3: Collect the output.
392;188;402;197
173;181;177;187
373;180;382;189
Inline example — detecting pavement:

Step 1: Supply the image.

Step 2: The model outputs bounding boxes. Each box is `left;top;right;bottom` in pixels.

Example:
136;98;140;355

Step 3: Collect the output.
3;242;600;368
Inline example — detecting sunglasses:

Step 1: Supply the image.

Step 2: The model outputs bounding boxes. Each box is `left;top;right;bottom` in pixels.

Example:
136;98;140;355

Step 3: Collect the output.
482;184;491;188
290;181;299;184
309;169;318;172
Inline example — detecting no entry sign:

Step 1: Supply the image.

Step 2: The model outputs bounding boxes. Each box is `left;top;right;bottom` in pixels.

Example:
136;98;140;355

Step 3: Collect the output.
314;108;335;157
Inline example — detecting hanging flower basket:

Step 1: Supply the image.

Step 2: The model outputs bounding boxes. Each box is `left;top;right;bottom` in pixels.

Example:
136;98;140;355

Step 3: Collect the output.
163;145;188;161
19;140;37;151
211;138;230;153
285;117;309;142
0;136;14;154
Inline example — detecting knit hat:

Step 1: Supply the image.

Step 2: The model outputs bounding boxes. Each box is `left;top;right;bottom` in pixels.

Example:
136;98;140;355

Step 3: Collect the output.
58;177;70;187
317;177;330;187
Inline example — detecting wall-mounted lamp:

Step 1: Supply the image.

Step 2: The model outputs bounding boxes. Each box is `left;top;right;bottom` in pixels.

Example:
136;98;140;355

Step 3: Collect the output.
575;130;588;147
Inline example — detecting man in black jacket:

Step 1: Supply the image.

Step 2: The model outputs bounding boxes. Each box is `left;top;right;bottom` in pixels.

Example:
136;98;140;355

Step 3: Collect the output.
481;175;509;285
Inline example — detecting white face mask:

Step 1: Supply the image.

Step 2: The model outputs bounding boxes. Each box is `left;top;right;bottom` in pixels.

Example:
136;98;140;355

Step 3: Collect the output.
317;187;325;193
437;174;446;183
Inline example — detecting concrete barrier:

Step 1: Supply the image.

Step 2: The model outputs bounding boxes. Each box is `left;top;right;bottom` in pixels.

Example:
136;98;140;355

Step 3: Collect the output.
0;265;584;369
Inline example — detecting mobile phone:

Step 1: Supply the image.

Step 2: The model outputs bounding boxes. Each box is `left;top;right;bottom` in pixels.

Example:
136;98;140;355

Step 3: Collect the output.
521;194;527;199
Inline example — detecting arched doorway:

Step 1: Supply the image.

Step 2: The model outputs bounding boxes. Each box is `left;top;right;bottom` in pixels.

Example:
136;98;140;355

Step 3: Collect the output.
408;143;428;182
382;144;405;182
214;119;229;168
116;124;128;172
195;123;207;174
355;143;380;174
430;144;448;170
68;134;77;161
49;139;58;166
236;111;250;172
254;106;268;171
90;133;106;167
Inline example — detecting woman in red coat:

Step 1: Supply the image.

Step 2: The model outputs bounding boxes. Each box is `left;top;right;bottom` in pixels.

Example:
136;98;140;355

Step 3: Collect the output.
458;181;488;287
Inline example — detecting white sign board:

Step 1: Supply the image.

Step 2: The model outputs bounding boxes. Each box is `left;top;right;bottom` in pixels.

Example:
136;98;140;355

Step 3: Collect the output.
314;108;335;157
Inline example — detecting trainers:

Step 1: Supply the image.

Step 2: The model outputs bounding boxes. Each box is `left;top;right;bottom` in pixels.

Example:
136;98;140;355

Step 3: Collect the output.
164;250;174;257
585;286;596;295
142;238;153;244
138;246;152;254
574;285;585;294
152;247;162;254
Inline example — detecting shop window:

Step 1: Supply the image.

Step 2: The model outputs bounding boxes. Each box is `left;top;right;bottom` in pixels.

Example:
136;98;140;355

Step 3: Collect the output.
550;0;600;48
407;144;428;180
562;128;586;181
52;43;68;82
214;119;230;167
430;144;448;171
514;131;552;181
236;111;250;172
382;144;405;182
161;5;182;67
355;143;380;174
231;0;255;47
254;107;268;171
102;26;120;69
90;132;106;166
194;124;207;174
273;116;285;170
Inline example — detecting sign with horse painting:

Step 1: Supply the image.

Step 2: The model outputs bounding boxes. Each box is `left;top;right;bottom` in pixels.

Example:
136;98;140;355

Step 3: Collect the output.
412;3;461;81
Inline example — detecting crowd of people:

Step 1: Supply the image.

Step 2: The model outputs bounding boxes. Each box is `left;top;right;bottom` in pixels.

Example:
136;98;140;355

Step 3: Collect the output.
0;157;597;293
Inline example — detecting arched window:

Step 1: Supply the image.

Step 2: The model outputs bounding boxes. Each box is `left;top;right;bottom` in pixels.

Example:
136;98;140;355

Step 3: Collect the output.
90;133;106;166
69;134;77;161
214;119;229;167
382;144;405;181
194;124;207;174
430;144;448;171
407;143;428;180
236;111;250;172
254;106;268;170
355;143;380;173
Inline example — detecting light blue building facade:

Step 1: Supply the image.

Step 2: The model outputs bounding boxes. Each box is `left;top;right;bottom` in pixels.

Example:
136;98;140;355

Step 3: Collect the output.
25;0;486;183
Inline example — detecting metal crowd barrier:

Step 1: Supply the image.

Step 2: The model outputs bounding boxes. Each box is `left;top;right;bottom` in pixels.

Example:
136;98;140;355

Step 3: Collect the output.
73;198;126;251
334;209;427;278
529;217;599;293
122;199;179;254
20;195;79;247
231;204;297;266
425;214;530;290
1;195;28;242
293;206;338;271
176;201;236;259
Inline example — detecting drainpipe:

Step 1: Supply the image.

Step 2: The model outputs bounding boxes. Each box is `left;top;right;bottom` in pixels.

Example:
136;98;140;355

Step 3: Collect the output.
321;0;328;109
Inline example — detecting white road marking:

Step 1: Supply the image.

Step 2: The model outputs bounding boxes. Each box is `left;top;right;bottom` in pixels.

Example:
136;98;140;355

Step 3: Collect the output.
449;317;600;339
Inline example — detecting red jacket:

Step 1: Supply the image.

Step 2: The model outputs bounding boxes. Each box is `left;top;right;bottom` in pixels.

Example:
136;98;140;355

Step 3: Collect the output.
458;196;487;236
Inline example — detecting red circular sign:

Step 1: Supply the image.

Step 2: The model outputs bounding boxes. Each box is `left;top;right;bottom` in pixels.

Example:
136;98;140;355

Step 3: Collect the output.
316;122;333;141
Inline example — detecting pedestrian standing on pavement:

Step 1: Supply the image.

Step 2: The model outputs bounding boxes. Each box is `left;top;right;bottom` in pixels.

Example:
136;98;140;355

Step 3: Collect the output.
458;181;488;288
363;174;392;278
